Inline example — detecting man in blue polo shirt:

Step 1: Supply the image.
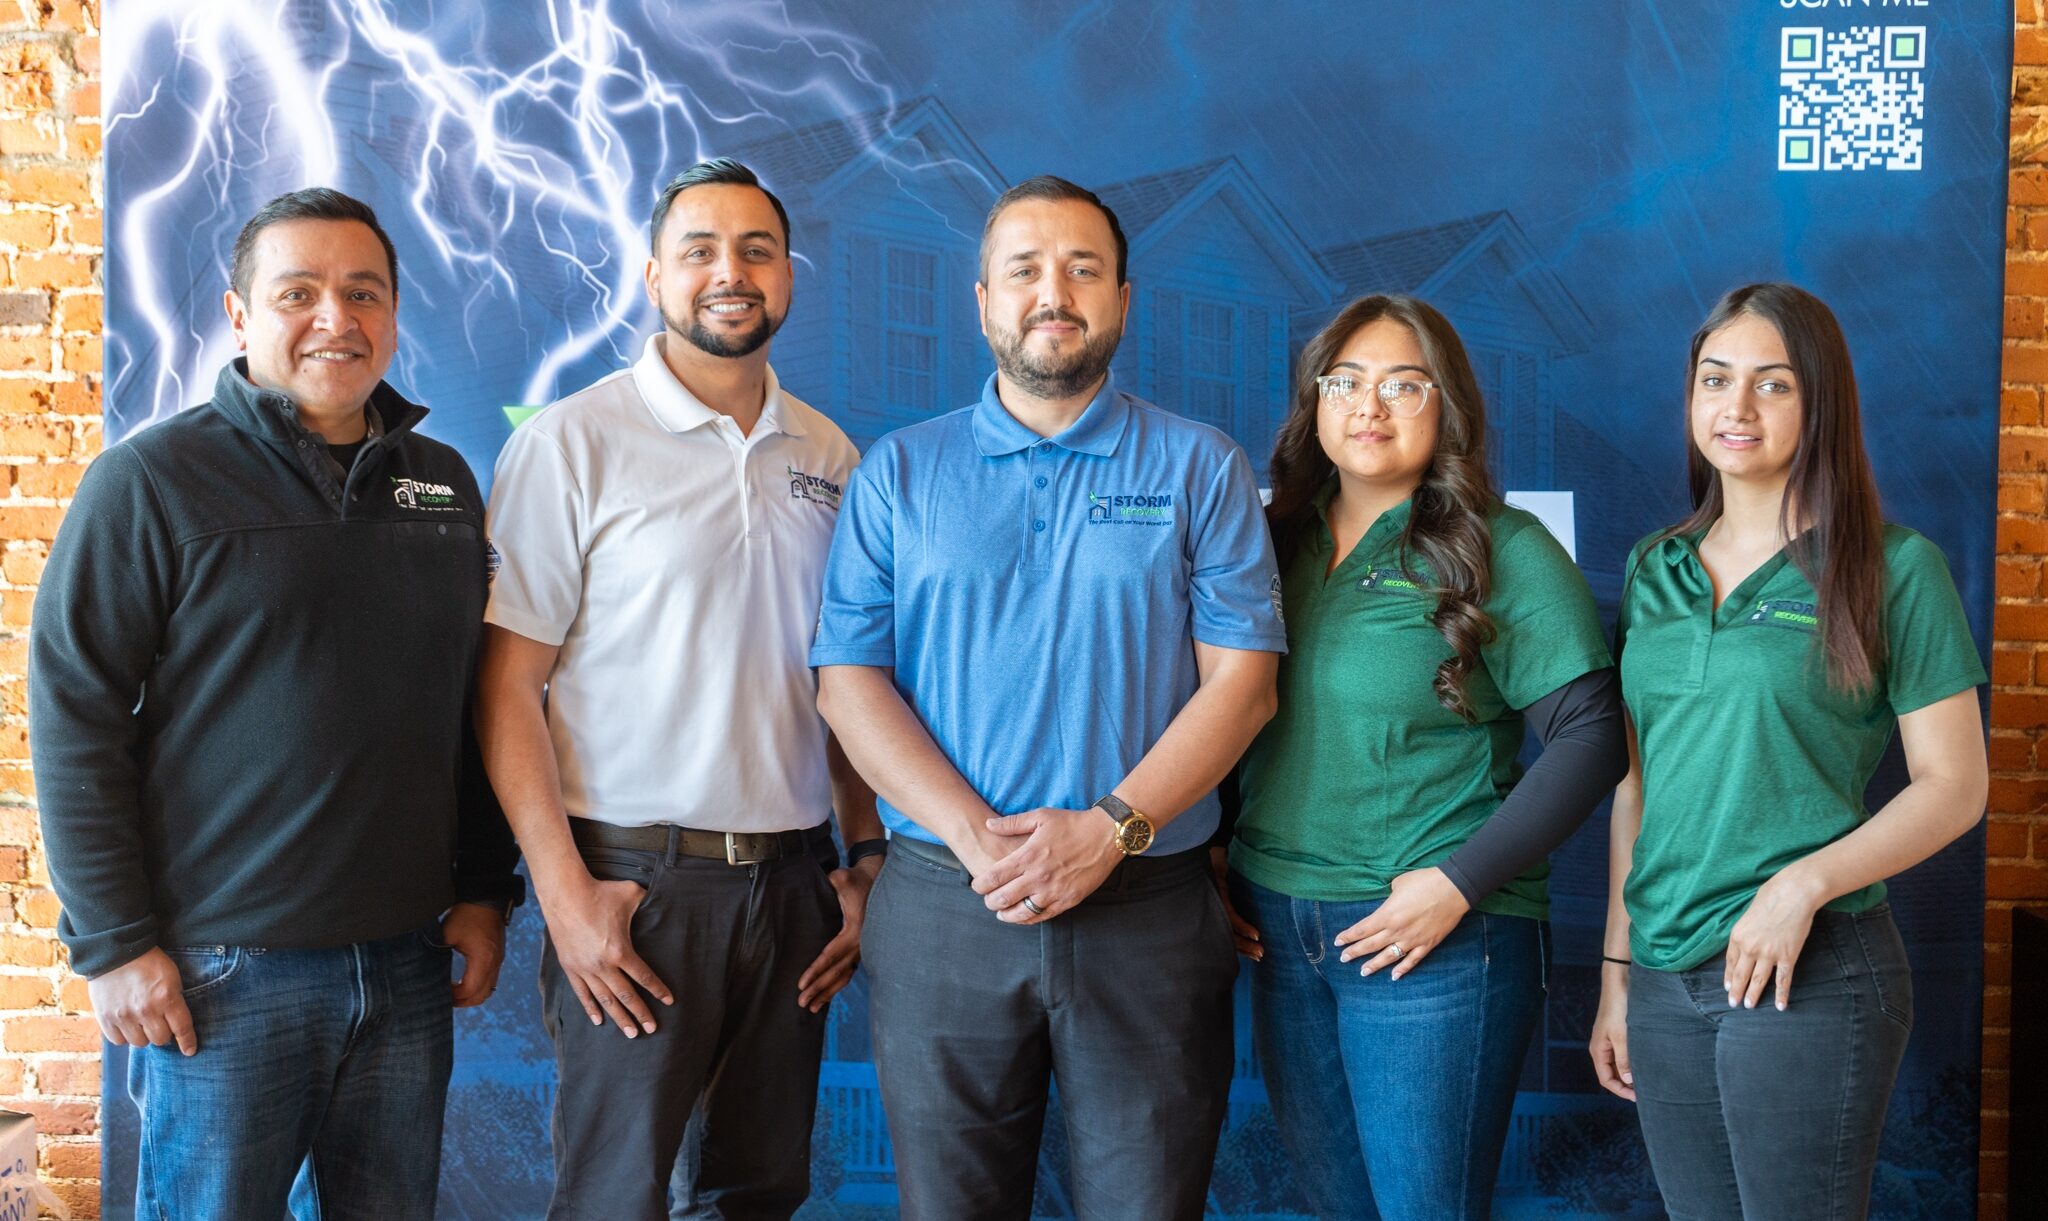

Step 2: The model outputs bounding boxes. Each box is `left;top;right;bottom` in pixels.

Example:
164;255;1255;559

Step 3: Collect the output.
812;176;1285;1219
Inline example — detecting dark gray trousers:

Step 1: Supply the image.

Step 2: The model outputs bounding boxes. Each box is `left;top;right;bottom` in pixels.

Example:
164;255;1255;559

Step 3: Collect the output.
540;836;842;1221
863;839;1237;1221
1628;904;1914;1221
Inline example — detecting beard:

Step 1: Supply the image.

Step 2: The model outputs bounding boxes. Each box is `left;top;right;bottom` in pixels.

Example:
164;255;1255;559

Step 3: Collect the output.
664;291;783;359
986;309;1122;400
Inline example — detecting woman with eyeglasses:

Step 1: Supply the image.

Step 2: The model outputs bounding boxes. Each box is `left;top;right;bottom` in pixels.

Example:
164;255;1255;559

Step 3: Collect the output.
1219;294;1626;1220
1587;283;1986;1220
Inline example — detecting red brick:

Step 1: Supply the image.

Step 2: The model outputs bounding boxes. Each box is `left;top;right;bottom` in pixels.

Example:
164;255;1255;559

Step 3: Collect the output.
0;935;55;970
1989;861;2048;899
1989;775;2048;815
56;975;86;1013
57;333;94;372
48;378;91;414
1998;556;2044;598
2019;27;2048;64
1998;514;2048;554
1991;731;2036;771
34;1057;95;1097
42;1141;95;1178
1993;603;2048;643
65;79;93;118
52;291;93;332
61;118;94;160
2001;472;2046;513
44;1180;95;1216
0;975;50;1010
0;1015;96;1055
2009;298;2044;339
0;1097;93;1136
14;461;83;499
67;34;93;73
19;888;59;928
59;205;93;247
0;166;87;206
2;544;45;585
2005;387;2044;427
1988;818;2032;857
13;251;92;290
2026;211;2048;252
0;420;66;462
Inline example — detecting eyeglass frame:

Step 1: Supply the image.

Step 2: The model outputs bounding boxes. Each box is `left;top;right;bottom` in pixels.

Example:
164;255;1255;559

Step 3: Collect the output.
1313;373;1438;418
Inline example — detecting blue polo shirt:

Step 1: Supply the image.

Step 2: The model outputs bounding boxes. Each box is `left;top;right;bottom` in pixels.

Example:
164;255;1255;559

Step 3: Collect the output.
811;374;1286;854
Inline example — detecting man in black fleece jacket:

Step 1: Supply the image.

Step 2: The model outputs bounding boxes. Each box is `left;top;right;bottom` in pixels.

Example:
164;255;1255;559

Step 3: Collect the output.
29;188;520;1220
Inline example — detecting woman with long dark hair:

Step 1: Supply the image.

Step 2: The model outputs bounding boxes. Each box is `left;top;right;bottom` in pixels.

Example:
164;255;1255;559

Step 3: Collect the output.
1588;283;1987;1219
1222;295;1626;1219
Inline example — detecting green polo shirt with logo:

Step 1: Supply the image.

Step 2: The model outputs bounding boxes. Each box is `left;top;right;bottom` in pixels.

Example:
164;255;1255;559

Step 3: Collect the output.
1617;524;1985;972
1231;495;1611;920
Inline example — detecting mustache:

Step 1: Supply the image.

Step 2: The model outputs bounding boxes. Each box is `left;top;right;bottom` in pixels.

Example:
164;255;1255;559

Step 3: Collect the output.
1022;308;1085;331
695;289;765;307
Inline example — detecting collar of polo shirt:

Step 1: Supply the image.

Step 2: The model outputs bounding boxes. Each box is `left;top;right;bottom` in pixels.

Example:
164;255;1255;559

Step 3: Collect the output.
971;371;1131;458
632;333;808;439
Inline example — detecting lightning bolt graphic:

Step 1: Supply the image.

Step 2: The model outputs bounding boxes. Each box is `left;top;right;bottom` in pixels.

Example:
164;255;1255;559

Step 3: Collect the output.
105;0;982;446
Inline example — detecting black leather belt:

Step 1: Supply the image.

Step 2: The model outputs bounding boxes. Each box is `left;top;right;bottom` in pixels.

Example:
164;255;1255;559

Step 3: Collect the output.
569;817;833;865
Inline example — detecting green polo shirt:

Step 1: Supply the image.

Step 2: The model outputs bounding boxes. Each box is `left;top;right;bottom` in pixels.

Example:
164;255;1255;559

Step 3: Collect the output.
1231;495;1611;919
1617;524;1985;972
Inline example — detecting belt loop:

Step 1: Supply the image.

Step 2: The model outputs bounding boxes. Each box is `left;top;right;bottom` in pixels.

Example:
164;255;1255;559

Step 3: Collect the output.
665;825;680;868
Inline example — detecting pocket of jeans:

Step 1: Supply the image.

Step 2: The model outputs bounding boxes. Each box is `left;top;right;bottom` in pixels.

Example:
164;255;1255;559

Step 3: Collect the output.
163;946;243;997
1850;906;1912;1029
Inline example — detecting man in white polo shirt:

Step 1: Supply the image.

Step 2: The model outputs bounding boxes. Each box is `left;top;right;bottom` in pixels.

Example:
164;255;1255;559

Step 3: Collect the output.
475;159;879;1221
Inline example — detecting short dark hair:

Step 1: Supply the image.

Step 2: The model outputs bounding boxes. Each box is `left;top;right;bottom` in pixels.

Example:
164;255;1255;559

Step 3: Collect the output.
649;158;791;255
230;187;399;301
978;175;1128;286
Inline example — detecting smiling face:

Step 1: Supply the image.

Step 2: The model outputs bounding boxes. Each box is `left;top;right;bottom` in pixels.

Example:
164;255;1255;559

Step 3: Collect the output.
1690;310;1804;489
645;182;792;360
976;197;1129;400
1315;318;1439;494
223;218;397;417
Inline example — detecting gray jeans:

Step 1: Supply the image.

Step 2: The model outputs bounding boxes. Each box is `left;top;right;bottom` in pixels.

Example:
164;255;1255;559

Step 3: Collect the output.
1627;904;1913;1221
539;835;842;1221
864;838;1238;1220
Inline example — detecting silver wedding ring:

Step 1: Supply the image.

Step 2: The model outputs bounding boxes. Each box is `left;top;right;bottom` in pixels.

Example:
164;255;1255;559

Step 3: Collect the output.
1022;897;1046;916
1389;943;1406;958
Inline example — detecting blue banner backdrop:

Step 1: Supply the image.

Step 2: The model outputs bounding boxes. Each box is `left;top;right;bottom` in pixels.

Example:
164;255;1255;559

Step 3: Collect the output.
104;2;2008;1217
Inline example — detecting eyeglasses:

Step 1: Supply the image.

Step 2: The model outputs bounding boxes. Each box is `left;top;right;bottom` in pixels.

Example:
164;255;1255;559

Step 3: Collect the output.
1315;373;1436;418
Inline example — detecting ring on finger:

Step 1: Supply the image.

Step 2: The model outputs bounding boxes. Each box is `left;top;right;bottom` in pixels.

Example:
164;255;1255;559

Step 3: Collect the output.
1022;897;1046;916
1388;943;1405;958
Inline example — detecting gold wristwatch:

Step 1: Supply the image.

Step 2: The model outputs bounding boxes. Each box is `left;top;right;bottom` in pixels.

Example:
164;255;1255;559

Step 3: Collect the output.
1093;794;1155;856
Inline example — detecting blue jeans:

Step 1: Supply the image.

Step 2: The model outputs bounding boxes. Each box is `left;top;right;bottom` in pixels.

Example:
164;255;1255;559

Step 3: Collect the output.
128;926;454;1221
1627;905;1912;1221
1229;873;1545;1221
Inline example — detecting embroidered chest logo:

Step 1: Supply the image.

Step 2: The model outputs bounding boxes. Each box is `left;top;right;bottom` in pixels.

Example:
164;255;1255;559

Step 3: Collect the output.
1086;492;1175;526
1358;565;1426;594
788;468;842;509
1743;598;1819;631
391;477;461;512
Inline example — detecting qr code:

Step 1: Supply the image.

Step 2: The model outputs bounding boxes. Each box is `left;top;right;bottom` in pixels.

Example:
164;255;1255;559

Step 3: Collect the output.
1778;26;1926;172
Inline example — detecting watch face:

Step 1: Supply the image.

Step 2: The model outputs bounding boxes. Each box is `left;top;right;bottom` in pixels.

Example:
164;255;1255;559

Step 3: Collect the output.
1118;817;1154;855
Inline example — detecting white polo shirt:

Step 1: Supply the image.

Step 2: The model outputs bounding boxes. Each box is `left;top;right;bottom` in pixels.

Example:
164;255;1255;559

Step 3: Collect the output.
484;333;859;830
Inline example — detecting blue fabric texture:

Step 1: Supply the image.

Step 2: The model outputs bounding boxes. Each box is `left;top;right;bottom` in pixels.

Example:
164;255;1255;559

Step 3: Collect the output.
811;373;1285;854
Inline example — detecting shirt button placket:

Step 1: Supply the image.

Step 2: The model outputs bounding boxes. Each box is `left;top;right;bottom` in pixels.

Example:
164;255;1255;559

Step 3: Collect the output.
1024;442;1051;572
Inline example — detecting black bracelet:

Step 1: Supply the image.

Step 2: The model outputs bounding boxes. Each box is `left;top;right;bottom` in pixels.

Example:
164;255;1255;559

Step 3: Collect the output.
846;838;889;866
1602;955;1631;966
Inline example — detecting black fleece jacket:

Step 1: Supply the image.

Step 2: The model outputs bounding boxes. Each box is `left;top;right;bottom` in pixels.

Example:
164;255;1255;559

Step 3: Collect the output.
30;361;521;978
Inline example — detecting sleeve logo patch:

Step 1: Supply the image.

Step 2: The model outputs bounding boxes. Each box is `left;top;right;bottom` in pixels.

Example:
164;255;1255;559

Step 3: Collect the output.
788;467;843;509
1744;598;1819;631
485;540;502;586
1086;492;1175;525
391;477;462;512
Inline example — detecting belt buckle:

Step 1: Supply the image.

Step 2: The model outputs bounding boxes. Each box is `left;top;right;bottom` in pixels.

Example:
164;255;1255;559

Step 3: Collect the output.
724;832;768;866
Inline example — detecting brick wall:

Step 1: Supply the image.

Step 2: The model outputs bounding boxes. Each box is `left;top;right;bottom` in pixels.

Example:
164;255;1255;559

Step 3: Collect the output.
0;0;98;1214
1995;4;2048;1218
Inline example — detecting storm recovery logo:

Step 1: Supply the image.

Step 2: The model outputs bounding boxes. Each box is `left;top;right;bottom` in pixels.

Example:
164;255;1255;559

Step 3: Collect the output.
1086;491;1174;525
392;477;461;512
788;467;843;509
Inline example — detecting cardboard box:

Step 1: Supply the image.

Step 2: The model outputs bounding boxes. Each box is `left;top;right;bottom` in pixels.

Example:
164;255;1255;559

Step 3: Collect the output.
0;1111;66;1220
